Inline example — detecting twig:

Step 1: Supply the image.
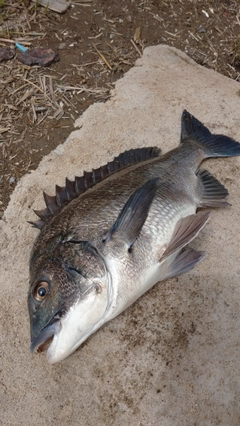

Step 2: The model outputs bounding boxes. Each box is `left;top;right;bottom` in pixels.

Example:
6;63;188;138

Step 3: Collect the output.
0;37;31;46
130;39;142;57
93;44;112;70
16;87;35;106
22;77;56;106
37;111;49;125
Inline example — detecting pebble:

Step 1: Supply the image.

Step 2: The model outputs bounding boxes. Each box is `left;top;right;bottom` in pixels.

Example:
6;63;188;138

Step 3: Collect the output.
58;43;66;50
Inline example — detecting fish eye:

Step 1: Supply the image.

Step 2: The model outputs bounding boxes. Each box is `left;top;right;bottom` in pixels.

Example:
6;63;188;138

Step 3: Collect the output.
33;281;49;302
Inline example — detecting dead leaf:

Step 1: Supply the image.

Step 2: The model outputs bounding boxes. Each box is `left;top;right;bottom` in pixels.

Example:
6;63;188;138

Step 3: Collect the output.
18;48;59;67
0;47;15;63
134;27;141;45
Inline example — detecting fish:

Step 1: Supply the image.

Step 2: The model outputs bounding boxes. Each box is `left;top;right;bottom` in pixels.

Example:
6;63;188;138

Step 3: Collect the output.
28;110;240;364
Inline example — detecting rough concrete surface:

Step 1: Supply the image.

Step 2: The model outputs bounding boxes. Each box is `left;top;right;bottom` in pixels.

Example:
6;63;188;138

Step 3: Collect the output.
1;45;240;426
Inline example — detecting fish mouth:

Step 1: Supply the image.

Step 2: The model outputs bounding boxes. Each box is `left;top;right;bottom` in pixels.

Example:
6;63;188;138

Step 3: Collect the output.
30;312;62;353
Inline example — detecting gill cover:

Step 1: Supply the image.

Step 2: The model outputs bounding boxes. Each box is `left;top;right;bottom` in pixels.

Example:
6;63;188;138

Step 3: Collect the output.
28;241;111;363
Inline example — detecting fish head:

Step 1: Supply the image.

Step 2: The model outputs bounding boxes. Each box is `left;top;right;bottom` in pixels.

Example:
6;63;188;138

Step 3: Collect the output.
28;239;110;364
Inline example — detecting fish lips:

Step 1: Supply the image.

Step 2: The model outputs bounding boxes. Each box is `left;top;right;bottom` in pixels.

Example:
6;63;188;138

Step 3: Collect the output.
30;312;62;353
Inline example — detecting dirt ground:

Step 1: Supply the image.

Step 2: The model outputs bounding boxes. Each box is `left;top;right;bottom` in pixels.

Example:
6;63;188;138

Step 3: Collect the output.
0;0;240;216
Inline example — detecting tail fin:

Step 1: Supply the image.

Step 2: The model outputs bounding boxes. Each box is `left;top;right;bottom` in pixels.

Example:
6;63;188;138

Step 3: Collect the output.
181;110;240;158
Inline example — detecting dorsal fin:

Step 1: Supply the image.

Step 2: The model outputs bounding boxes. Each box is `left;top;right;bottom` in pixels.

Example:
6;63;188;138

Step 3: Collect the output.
29;147;161;230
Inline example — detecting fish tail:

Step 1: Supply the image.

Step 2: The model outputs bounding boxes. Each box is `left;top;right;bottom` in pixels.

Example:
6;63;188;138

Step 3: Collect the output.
181;110;240;158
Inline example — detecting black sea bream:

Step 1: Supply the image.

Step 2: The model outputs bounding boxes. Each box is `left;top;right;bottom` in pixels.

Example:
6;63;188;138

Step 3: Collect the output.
28;110;240;363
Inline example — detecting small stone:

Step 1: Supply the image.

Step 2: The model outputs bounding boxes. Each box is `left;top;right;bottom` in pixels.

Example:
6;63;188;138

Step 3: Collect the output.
58;43;66;50
198;25;206;33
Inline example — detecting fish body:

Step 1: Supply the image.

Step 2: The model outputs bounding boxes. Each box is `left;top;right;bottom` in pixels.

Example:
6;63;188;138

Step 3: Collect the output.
28;110;240;363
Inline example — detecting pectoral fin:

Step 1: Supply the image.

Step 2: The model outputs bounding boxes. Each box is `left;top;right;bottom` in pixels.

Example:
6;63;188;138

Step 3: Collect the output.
104;178;158;248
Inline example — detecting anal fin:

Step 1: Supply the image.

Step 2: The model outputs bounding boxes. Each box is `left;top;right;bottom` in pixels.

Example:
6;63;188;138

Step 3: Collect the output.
164;247;205;280
198;169;230;207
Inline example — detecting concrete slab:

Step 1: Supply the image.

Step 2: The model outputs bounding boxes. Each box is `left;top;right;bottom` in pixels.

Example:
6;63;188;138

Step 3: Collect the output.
1;45;240;426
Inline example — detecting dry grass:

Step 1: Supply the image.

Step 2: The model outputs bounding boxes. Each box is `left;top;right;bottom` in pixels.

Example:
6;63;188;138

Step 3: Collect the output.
0;0;240;215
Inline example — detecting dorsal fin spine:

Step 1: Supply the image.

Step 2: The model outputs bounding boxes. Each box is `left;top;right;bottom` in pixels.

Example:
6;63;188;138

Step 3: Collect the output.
55;185;64;206
31;147;161;230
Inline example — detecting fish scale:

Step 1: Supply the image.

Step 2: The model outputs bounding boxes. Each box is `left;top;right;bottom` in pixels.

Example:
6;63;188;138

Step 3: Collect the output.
28;110;240;363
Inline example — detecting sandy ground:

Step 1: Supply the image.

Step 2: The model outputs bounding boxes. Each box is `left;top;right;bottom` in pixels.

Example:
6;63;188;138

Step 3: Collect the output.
1;45;240;425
